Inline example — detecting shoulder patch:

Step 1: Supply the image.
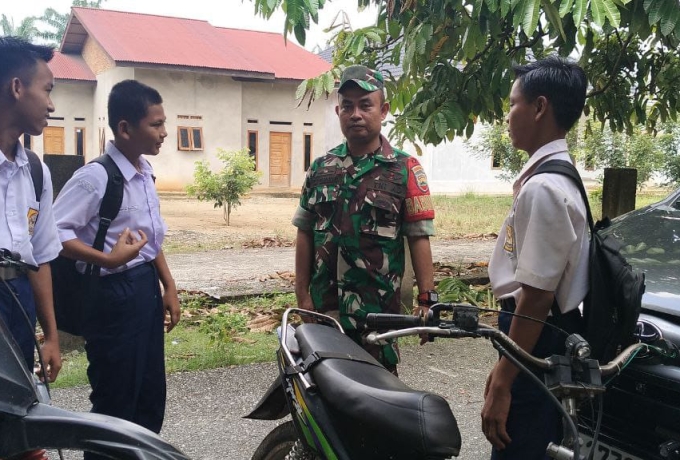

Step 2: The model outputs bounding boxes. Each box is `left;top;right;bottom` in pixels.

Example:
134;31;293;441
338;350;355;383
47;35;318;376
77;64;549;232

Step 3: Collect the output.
411;164;429;193
404;157;434;222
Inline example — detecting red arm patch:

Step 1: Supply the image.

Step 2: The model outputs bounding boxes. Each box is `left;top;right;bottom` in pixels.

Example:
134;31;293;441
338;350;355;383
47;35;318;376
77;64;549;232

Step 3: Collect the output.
404;157;435;222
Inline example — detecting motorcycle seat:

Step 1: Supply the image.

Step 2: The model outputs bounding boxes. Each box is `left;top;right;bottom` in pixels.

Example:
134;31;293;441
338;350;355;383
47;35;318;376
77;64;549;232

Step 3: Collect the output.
295;323;461;459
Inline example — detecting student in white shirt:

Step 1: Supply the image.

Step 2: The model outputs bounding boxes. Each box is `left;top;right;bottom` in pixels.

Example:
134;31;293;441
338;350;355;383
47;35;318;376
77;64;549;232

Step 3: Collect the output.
481;56;590;460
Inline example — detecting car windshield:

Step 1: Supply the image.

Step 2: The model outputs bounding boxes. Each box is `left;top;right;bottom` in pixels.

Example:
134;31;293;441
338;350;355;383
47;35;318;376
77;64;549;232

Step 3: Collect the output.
604;188;680;316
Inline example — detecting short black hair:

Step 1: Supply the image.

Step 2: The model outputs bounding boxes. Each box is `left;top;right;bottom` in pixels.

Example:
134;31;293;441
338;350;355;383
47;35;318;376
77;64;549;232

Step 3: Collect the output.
0;36;54;87
108;79;163;133
513;56;587;132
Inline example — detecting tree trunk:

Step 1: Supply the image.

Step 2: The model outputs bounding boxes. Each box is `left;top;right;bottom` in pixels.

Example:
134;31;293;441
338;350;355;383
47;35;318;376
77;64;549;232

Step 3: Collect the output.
602;168;637;219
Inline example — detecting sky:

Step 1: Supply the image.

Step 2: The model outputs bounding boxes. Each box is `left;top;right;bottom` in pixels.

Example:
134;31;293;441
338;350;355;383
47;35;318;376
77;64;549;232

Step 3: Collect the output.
1;0;380;51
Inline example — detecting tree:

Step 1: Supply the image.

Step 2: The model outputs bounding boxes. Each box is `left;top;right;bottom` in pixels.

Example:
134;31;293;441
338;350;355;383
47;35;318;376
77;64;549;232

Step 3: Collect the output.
253;0;680;151
1;14;41;39
186;149;262;226
37;0;106;44
576;120;668;187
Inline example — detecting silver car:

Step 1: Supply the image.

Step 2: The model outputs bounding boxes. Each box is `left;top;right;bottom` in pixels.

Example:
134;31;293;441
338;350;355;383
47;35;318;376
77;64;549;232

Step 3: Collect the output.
582;187;680;460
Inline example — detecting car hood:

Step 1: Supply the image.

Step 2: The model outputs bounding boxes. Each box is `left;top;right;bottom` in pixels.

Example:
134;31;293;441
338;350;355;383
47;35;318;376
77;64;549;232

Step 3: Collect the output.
604;196;680;317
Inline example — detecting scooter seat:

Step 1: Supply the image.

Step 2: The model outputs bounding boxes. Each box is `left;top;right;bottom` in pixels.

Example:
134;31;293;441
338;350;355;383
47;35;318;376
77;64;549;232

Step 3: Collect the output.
295;323;461;459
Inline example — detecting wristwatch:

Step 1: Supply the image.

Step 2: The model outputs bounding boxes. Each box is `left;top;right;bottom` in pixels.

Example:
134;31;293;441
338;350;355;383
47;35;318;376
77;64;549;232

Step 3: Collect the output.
417;290;439;306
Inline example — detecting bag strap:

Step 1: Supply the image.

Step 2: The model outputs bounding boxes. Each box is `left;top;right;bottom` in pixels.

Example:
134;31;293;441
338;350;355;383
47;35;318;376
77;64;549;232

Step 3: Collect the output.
84;155;124;277
530;160;595;232
528;160;593;319
25;149;43;203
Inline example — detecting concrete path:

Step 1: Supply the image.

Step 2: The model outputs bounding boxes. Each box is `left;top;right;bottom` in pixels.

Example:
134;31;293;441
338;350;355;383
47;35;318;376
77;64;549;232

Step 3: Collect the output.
50;238;498;459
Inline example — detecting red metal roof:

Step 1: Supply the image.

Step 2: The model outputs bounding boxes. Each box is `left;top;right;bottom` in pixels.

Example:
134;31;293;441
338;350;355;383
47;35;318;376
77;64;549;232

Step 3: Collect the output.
66;8;330;80
215;28;331;80
49;51;96;81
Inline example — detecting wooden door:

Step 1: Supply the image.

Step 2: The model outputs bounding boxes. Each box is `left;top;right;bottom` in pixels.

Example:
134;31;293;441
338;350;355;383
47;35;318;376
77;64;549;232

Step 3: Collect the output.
43;126;65;154
269;132;291;187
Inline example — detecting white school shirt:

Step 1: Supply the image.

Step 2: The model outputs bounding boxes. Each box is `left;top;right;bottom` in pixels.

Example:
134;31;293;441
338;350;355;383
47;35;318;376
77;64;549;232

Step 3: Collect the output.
488;139;589;314
54;141;167;275
0;143;61;266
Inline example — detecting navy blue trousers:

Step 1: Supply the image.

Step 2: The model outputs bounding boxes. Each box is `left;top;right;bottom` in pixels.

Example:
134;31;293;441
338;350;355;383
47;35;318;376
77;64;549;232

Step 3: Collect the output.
490;301;582;460
83;262;165;460
0;276;36;371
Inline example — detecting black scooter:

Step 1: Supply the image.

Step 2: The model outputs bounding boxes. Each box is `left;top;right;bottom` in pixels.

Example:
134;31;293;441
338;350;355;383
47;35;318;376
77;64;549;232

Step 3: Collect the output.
0;249;189;459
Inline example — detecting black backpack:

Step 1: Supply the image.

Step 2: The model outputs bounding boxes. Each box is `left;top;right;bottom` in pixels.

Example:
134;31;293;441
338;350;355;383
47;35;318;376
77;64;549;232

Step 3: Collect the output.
530;160;646;363
28;153;124;336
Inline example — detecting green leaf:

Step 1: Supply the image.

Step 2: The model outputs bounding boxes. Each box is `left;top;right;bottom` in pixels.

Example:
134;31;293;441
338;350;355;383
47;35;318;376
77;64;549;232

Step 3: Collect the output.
434;111;449;138
559;0;575;17
501;0;512;16
645;0;663;25
659;0;680;36
323;71;335;93
573;0;587;26
295;79;310;101
542;0;567;39
515;0;541;32
313;77;325;100
592;0;620;26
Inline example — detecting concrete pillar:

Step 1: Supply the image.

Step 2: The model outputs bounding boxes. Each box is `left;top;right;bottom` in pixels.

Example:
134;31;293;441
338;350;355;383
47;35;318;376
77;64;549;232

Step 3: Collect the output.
602;168;637;219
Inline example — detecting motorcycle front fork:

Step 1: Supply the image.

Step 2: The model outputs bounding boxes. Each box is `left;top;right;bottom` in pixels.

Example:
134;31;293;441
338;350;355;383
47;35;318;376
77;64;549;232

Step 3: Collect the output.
546;397;583;460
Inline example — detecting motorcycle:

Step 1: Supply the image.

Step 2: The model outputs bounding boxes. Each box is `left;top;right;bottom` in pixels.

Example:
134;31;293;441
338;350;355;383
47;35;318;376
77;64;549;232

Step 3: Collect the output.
245;308;461;460
0;249;190;459
246;304;667;460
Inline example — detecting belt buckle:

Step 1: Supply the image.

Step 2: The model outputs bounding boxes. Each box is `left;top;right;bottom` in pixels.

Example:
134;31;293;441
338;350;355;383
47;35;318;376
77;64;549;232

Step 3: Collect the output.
0;265;20;280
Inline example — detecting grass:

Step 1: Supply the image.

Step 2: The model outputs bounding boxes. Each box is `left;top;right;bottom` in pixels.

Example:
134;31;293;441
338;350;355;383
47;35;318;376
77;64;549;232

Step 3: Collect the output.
50;190;671;389
432;189;669;239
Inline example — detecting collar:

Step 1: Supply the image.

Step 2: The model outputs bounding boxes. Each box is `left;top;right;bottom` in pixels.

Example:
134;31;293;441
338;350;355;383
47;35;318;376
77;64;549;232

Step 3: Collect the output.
516;139;570;186
105;141;151;182
0;142;28;168
329;134;397;162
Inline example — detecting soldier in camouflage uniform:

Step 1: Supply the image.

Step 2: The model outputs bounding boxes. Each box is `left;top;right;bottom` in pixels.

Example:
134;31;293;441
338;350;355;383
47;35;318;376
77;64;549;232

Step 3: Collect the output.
292;65;437;373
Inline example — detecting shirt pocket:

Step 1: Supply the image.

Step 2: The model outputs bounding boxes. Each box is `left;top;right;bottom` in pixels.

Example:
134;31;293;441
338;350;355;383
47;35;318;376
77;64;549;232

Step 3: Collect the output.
309;185;339;231
360;191;401;239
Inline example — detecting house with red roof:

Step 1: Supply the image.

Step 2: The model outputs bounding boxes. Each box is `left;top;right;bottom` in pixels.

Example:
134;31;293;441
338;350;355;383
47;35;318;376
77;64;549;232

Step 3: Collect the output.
35;7;332;190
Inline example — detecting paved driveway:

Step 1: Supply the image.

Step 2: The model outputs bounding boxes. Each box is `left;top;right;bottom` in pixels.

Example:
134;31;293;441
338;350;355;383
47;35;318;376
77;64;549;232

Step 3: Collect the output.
51;336;497;459
50;239;498;459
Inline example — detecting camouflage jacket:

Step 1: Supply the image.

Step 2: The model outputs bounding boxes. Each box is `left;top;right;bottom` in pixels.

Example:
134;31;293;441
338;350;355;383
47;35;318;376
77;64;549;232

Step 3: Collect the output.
293;135;435;332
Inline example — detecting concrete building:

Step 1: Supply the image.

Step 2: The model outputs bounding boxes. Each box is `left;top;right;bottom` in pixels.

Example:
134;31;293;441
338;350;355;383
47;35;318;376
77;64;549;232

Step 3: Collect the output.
36;7;331;191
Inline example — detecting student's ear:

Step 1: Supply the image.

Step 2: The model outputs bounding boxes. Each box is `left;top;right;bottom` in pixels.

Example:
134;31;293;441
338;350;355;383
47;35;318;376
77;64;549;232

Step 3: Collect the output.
116;120;131;140
534;95;549;121
8;77;24;101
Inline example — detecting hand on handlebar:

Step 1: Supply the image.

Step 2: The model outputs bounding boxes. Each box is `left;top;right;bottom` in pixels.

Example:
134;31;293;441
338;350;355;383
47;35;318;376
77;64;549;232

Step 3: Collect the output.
413;304;430;345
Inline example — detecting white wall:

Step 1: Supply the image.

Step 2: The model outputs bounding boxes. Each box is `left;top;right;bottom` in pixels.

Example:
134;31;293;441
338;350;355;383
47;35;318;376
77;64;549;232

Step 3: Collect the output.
242;80;328;188
134;68;243;191
34;81;95;157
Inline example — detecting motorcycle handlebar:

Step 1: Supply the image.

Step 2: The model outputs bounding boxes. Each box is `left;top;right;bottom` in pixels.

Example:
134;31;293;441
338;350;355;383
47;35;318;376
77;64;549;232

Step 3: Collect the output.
365;313;424;330
364;305;649;376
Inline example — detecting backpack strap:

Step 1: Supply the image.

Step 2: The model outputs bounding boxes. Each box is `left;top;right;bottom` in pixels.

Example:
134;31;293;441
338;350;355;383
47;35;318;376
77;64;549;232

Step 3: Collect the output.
528;159;593;319
84;155;124;277
25;149;43;203
530;160;595;232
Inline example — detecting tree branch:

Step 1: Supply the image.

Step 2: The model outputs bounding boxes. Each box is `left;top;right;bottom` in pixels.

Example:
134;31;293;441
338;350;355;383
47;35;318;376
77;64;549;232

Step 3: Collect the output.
587;31;634;98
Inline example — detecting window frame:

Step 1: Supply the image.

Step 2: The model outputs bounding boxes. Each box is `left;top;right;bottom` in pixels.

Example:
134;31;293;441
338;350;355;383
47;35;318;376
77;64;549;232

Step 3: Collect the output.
177;126;204;151
303;132;313;171
74;127;86;156
247;130;259;170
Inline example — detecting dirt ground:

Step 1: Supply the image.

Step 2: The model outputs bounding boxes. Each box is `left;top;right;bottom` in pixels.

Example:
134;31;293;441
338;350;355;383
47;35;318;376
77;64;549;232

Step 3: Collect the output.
161;193;300;253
